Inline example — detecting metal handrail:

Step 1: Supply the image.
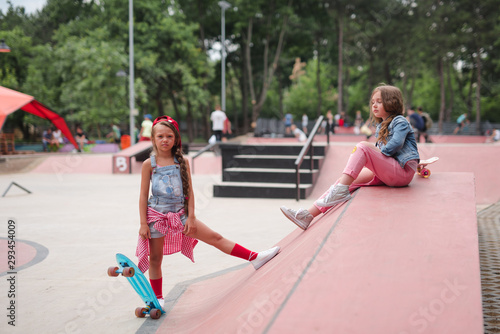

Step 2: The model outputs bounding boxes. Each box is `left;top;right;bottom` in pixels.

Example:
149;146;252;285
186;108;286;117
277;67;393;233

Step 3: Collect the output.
191;142;219;174
294;115;325;201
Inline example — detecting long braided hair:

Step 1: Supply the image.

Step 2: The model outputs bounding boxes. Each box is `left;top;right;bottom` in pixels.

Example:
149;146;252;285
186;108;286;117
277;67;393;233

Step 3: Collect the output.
151;121;190;215
368;84;405;145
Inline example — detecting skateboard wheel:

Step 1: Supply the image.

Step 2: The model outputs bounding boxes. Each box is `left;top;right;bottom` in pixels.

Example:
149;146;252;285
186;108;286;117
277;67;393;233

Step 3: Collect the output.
422;169;431;178
122;267;135;277
135;307;147;318
150;308;162;319
107;266;119;277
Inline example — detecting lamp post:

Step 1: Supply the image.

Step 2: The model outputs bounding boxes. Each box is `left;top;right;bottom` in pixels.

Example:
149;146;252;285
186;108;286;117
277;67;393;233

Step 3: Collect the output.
218;1;231;112
128;0;136;145
0;39;11;53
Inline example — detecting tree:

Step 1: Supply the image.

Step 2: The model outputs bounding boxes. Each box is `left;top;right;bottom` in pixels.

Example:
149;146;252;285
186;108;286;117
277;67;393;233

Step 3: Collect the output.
284;58;337;119
235;0;293;122
23;29;132;137
457;0;498;132
3;0;500;140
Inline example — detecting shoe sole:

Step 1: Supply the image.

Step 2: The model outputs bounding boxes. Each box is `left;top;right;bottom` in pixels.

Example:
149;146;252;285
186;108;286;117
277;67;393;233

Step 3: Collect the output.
280;207;308;230
316;196;351;208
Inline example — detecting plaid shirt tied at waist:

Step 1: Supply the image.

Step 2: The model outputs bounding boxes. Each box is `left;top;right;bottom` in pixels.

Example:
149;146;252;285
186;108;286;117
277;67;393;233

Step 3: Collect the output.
136;207;198;273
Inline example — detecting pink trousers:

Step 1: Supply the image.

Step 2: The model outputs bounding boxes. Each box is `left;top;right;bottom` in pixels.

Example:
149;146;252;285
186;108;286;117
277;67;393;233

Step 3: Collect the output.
314;142;416;213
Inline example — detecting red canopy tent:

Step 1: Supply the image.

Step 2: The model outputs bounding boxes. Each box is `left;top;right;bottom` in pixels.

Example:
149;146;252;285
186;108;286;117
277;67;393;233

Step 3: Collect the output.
0;86;78;149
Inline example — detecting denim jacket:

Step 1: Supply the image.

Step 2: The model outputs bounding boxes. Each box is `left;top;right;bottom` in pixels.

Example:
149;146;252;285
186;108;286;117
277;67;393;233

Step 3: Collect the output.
375;115;420;168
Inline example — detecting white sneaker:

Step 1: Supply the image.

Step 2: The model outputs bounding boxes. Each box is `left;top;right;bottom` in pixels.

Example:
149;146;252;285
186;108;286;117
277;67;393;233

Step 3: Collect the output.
316;185;351;207
280;206;313;230
251;246;280;270
158;298;165;311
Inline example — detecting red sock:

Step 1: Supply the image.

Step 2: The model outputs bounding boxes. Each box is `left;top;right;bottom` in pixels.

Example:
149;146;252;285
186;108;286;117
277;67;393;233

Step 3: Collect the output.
230;243;258;261
150;277;163;299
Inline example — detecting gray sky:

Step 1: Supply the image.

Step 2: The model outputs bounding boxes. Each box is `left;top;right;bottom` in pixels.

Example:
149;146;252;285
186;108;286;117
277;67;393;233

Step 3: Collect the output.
0;0;46;14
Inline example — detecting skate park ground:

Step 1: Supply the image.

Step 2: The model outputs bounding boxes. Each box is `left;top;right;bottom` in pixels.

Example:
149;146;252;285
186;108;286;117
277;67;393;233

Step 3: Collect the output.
0;133;499;333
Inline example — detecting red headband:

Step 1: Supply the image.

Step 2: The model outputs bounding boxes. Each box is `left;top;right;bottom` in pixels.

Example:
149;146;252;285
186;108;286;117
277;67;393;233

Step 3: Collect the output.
153;115;181;148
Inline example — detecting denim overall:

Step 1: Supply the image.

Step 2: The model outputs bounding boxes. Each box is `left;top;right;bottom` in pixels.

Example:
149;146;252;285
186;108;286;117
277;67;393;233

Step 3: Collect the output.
148;155;187;238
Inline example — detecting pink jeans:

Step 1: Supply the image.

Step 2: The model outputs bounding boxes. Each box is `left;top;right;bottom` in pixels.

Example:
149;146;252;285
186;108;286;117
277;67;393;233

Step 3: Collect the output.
314;142;416;213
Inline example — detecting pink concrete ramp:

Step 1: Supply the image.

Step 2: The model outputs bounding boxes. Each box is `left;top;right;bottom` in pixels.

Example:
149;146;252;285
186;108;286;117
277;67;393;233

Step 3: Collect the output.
156;173;483;333
310;143;500;205
31;154;114;174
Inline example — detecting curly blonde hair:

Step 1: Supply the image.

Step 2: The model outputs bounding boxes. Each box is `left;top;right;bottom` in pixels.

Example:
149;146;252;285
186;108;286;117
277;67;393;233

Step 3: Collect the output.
151;121;190;215
368;84;405;145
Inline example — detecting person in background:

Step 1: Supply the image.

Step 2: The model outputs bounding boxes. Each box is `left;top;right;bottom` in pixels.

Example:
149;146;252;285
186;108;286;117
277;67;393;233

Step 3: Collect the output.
139;114;154;141
486;129;500;143
42;128;59;151
417;107;433;143
284;112;293;136
291;124;307;142
222;116;232;142
339;111;347;127
453;113;470;134
106;122;122;144
353;111;364;135
75;124;88;152
210;105;227;142
302;113;309;134
406;107;425;142
52;127;64;146
326;110;334;134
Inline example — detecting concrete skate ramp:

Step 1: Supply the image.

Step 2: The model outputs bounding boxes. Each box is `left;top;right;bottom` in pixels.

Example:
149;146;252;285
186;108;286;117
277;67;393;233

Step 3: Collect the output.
156;173;483;333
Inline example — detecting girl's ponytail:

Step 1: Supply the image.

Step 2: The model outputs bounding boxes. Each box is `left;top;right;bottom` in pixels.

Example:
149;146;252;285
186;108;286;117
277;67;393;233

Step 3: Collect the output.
174;147;190;215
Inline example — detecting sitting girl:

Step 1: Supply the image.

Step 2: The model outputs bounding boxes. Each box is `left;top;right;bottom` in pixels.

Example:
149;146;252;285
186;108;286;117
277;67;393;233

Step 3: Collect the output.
281;84;420;229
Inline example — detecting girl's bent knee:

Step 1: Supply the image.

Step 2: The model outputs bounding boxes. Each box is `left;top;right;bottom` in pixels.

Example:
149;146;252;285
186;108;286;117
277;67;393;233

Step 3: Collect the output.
212;232;223;243
356;141;370;150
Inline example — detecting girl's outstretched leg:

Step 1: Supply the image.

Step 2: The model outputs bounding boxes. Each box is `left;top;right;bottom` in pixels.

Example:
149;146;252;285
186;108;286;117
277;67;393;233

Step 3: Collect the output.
185;219;234;253
186;219;280;269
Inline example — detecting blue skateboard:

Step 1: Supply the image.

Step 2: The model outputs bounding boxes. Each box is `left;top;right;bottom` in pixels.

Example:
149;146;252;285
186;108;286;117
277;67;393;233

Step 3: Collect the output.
108;253;165;319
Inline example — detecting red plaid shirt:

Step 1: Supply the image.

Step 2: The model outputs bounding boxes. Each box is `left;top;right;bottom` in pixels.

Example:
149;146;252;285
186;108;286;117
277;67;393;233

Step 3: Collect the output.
136;207;198;273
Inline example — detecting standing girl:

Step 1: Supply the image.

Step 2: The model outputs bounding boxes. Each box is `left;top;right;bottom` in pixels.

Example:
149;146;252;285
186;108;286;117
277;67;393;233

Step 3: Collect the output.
136;116;280;308
281;85;420;229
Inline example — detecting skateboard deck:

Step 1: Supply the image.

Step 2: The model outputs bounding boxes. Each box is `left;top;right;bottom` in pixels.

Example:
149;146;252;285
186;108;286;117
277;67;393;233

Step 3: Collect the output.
417;157;439;178
108;253;165;319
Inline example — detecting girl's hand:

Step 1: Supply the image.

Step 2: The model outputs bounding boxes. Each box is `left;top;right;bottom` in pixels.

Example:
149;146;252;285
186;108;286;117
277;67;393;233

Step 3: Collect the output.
183;217;197;237
139;224;151;240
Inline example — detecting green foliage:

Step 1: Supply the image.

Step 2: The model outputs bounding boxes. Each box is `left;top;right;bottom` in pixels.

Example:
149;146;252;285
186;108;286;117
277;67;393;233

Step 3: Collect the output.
282;59;337;120
23;28;130;129
1;0;500;139
0;27;34;90
403;69;441;118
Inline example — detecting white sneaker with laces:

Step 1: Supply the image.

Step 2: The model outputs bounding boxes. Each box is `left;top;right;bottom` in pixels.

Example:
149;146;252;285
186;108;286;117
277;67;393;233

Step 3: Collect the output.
280;206;313;230
251;246;280;270
315;184;351;207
